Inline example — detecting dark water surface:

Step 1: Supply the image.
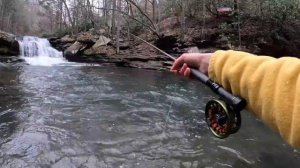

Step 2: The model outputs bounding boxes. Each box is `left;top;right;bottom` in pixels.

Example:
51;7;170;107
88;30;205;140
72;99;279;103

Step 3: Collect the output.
0;65;299;168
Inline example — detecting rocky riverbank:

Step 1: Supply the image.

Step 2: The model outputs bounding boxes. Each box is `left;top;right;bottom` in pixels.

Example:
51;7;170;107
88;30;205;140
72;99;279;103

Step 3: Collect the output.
48;17;300;71
1;17;300;70
48;28;176;71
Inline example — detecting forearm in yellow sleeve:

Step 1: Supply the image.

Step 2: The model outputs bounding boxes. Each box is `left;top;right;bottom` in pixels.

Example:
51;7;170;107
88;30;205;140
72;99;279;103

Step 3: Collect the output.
208;50;300;148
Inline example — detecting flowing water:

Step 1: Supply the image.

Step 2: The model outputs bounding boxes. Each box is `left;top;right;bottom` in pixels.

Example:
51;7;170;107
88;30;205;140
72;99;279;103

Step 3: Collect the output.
0;37;299;167
18;36;66;66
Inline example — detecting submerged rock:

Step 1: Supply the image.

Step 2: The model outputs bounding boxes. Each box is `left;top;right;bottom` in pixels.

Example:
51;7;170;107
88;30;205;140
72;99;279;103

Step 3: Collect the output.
0;31;19;56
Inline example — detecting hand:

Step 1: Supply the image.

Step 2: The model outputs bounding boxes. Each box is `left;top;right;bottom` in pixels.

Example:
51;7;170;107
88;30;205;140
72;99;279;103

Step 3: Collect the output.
170;53;212;77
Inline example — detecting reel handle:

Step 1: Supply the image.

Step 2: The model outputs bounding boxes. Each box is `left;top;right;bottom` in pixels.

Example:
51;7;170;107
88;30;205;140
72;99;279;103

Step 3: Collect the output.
190;69;246;111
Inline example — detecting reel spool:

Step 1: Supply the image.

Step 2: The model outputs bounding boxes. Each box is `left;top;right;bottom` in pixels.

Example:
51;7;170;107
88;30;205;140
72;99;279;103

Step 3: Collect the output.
205;99;241;138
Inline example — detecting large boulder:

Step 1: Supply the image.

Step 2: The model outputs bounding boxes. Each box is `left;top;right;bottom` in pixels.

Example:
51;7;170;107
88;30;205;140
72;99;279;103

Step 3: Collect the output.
93;36;111;48
61;35;76;43
84;46;116;56
48;35;76;51
0;31;19;56
64;41;87;61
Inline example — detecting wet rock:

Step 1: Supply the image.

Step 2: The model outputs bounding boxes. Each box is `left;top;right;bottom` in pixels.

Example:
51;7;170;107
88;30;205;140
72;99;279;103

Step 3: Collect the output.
48;37;66;51
0;31;19;56
64;41;87;60
48;37;60;45
63;43;73;49
48;37;60;42
0;56;23;63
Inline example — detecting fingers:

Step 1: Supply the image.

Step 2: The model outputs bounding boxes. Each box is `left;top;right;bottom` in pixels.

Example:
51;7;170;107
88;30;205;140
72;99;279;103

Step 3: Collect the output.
183;67;191;77
170;54;193;78
171;55;184;71
170;52;212;77
179;63;188;75
171;63;191;78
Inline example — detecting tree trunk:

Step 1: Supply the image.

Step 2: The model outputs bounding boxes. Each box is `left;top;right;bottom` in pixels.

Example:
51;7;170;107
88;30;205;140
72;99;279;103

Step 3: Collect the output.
127;1;131;41
236;0;241;49
201;0;206;40
103;0;107;22
180;0;186;38
152;0;156;23
116;0;121;54
0;5;5;30
62;0;75;32
233;0;238;17
59;0;63;30
87;0;95;28
145;0;148;14
72;0;78;32
112;0;117;34
130;3;134;16
126;0;158;33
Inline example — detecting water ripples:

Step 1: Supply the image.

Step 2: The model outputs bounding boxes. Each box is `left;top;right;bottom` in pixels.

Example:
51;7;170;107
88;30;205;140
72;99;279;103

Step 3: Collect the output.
0;66;299;167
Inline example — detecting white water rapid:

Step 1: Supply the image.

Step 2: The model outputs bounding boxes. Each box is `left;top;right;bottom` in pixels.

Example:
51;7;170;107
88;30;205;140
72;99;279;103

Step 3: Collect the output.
18;36;67;66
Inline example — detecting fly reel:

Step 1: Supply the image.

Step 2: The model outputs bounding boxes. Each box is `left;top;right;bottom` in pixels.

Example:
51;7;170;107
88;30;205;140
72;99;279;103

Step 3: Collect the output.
205;99;241;138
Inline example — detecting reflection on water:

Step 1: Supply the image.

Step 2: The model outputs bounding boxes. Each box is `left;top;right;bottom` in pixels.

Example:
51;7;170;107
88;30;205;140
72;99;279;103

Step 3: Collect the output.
0;65;299;167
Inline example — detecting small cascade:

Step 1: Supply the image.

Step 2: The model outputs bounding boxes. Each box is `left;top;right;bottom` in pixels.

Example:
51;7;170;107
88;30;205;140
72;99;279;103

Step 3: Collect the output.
18;36;67;66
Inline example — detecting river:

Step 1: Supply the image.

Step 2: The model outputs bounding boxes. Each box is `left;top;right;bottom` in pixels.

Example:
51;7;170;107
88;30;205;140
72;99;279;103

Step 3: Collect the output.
0;37;299;167
0;64;299;168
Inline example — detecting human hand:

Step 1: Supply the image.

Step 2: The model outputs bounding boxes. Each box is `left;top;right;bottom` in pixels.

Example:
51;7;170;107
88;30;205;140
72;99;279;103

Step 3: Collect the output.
170;53;212;77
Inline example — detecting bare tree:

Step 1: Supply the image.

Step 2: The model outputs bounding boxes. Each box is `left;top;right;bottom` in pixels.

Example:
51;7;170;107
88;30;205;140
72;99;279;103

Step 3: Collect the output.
152;0;157;23
116;0;121;53
112;0;117;33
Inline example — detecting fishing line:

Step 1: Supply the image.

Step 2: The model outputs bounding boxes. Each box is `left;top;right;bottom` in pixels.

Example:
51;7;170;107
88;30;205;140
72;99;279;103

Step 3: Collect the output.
129;33;247;138
165;85;175;125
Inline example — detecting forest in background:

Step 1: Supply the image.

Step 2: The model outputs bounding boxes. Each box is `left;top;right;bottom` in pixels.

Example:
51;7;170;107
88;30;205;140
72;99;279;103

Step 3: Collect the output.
1;0;300;58
1;0;300;36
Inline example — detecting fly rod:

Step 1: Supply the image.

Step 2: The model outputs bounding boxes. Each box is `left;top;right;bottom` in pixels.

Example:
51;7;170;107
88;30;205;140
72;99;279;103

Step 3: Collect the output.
131;33;247;138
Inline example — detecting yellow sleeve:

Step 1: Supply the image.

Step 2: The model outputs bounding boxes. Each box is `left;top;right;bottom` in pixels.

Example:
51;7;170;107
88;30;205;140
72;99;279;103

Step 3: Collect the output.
208;50;300;148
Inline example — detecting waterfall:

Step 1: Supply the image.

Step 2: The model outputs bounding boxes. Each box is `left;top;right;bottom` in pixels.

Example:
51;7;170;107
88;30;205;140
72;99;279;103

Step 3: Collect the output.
18;36;67;66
